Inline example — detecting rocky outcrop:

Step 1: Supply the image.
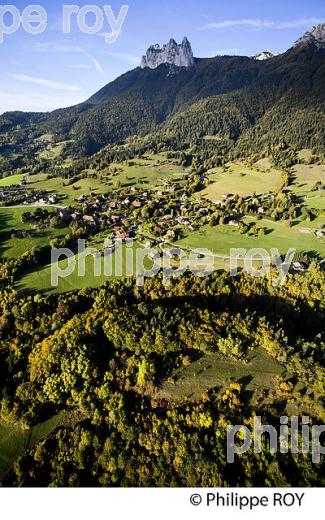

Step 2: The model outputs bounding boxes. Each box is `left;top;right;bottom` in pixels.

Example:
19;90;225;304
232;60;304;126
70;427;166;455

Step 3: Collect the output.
141;37;194;69
293;22;325;48
253;50;279;61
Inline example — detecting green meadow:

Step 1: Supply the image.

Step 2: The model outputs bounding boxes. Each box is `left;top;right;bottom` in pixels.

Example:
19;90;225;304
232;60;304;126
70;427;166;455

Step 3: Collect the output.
0;174;26;187
16;240;155;294
177;216;325;258
17;154;186;206
156;346;320;417
290;163;325;210
200;162;283;201
156;347;284;402
0;207;68;259
0;413;66;481
200;161;325;213
37;141;70;161
26;174;109;206
106;154;187;189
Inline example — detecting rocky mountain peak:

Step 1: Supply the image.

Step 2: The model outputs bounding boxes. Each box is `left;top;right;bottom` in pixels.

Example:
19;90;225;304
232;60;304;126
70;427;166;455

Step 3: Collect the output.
141;37;194;69
253;50;279;61
293;22;325;49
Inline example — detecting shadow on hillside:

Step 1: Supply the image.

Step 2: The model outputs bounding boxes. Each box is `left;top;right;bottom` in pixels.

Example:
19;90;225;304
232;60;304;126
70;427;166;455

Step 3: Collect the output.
0;210;13;258
145;291;324;342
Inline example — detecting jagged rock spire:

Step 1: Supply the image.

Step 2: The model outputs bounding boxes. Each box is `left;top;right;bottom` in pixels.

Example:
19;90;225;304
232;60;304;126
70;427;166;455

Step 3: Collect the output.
141;37;194;69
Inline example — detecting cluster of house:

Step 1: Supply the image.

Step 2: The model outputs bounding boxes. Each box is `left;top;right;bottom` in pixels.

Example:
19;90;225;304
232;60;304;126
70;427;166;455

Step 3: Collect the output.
4;172;323;276
53;193;141;239
149;194;211;240
0;182;59;207
35;194;59;205
47;187;213;243
0;186;23;203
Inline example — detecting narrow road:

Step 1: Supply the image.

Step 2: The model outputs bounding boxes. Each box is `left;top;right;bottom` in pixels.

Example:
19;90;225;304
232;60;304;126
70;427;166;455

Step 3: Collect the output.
0;204;67;210
138;232;260;261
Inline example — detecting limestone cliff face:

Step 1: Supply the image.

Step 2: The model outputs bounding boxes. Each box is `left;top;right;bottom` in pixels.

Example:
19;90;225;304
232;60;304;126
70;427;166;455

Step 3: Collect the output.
294;23;325;49
141;37;194;69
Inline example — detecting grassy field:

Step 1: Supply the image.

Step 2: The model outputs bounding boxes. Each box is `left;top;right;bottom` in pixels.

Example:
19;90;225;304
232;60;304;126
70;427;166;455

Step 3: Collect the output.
24;154;186;205
0;174;26;187
0;413;65;480
156;347;284;402
293;163;325;184
177;216;325;259
187;160;324;260
27;174;109;206
290;164;325;210
200;161;325;212
253;157;273;171
156;346;320;417
0;207;69;259
107;154;186;189
37;141;70;161
200;162;282;201
16;240;154;294
304;195;325;210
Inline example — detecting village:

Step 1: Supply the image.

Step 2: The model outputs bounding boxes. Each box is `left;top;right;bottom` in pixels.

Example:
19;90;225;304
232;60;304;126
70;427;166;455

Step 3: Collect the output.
0;170;324;272
7;177;212;244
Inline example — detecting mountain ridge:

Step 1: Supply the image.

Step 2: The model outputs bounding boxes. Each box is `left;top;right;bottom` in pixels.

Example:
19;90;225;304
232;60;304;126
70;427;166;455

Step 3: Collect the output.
0;23;324;163
293;22;325;49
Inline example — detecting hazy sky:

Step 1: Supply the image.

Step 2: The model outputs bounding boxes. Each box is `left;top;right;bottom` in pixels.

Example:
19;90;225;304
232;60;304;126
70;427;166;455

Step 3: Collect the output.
1;0;324;113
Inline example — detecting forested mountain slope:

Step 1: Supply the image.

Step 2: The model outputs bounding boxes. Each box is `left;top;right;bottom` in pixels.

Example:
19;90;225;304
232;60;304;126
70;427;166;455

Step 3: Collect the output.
0;29;324;158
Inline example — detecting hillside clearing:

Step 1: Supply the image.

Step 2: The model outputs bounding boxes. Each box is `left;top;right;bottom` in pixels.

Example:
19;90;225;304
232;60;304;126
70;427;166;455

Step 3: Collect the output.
156;347;284;402
0;174;26;187
200;163;282;201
